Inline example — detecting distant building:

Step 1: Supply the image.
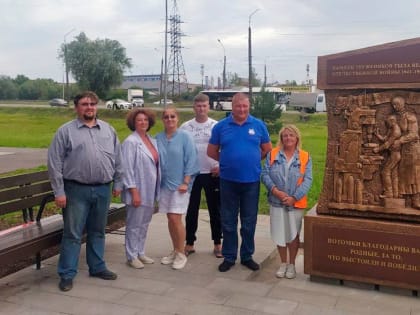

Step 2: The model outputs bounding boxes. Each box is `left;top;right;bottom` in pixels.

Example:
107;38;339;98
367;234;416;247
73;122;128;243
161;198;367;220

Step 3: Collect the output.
121;74;161;92
121;74;197;95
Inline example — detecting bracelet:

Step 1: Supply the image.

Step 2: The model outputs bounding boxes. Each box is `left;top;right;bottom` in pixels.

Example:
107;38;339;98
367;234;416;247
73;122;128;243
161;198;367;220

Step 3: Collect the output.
183;182;189;185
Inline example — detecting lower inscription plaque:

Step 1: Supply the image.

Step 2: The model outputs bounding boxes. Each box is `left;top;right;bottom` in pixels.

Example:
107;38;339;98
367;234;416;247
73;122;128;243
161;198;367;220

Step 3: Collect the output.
304;208;420;290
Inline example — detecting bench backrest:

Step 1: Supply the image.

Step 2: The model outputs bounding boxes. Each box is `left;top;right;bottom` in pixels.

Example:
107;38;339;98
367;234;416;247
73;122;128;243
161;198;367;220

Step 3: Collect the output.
0;171;54;221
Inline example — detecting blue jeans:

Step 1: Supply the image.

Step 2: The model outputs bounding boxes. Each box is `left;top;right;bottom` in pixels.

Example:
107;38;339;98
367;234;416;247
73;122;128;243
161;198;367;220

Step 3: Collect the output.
219;179;260;263
58;181;111;279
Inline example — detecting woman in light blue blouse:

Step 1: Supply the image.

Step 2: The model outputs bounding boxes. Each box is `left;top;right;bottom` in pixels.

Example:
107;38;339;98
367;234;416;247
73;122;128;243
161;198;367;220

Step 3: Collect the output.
156;106;199;270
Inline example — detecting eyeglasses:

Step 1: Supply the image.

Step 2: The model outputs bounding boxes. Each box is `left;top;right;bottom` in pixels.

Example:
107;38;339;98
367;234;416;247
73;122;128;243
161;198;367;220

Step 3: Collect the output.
80;102;97;107
163;115;176;119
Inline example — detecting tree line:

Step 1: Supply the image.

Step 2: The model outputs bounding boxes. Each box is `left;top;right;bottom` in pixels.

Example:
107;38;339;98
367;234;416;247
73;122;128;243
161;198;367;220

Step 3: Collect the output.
0;75;67;101
0;32;131;101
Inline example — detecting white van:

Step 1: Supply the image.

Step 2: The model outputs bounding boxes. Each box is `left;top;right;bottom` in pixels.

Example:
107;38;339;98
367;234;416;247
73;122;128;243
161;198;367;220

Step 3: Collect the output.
315;94;326;112
214;101;232;111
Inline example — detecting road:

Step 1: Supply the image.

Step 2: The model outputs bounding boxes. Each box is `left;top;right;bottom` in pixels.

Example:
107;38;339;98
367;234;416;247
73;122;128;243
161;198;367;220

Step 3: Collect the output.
0;147;47;174
0;103;51;108
0;103;191;111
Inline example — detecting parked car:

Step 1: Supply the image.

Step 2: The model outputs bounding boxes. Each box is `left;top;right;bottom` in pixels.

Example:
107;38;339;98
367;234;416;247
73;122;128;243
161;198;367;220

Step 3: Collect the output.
273;103;287;112
215;101;231;111
153;99;173;105
132;98;144;107
49;98;68;107
106;99;132;110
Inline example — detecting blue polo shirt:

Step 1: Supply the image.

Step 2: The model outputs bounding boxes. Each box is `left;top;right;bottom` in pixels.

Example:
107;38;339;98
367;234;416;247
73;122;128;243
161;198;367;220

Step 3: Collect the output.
209;114;270;183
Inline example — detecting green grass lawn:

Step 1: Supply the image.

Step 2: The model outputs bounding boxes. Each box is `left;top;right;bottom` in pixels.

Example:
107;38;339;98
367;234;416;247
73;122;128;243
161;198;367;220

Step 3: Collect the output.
0;107;326;214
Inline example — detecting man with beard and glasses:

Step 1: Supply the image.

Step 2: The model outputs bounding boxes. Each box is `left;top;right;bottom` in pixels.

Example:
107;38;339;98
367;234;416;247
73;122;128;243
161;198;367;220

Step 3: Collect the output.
48;91;124;292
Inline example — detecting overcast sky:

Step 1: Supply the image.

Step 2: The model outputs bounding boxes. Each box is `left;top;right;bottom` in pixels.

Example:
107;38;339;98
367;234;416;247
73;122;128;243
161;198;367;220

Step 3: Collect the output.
2;0;420;86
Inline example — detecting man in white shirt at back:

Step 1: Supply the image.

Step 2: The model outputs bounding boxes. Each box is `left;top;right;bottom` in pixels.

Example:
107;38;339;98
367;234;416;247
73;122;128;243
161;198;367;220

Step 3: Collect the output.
180;93;223;258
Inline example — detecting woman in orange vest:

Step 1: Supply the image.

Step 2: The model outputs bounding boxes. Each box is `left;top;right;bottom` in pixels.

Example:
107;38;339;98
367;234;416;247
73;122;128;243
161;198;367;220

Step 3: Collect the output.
261;124;312;279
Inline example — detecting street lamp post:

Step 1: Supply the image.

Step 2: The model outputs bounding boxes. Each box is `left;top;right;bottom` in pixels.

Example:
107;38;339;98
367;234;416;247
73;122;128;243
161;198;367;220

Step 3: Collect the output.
217;39;226;90
155;48;164;103
163;0;169;107
248;9;259;105
61;50;65;99
63;28;76;101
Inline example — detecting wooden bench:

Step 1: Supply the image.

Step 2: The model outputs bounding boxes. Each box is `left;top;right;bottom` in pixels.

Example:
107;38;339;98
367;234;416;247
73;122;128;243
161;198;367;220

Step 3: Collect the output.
0;170;126;274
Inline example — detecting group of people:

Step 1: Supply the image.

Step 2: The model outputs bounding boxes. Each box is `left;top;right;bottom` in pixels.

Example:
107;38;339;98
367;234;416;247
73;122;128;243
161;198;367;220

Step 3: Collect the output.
47;90;313;292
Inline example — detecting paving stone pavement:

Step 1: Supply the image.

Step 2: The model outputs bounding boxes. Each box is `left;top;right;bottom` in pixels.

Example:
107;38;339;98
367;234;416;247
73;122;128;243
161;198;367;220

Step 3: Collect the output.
1;211;420;315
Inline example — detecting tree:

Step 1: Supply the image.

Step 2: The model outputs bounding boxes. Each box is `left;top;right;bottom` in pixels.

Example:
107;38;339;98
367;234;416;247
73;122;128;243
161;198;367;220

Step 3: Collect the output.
250;67;261;87
19;79;61;100
13;74;30;86
63;32;132;98
179;86;203;101
228;72;242;86
227;69;261;87
250;86;282;134
284;80;297;86
0;75;62;100
0;76;18;100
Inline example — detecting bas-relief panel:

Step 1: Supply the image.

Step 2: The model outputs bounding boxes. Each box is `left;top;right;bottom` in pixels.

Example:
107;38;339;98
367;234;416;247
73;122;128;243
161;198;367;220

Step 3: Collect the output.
318;90;420;222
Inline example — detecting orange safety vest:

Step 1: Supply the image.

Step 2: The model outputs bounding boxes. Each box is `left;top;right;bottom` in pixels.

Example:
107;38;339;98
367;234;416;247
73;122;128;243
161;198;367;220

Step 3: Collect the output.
269;147;309;209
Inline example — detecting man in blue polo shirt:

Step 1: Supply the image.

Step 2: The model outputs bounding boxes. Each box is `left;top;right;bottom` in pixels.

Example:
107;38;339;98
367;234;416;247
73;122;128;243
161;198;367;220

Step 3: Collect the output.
207;92;272;272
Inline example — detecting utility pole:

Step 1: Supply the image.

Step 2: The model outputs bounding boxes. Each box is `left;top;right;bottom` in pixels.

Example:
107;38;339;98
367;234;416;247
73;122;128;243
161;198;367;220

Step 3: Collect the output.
200;64;204;89
248;9;259;105
63;28;75;101
306;63;310;87
163;0;168;106
264;62;267;87
155;48;164;102
160;57;164;100
217;39;226;90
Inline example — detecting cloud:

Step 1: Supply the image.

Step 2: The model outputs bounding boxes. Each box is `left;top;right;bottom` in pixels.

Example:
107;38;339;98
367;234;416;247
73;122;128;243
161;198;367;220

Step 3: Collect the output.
1;0;420;85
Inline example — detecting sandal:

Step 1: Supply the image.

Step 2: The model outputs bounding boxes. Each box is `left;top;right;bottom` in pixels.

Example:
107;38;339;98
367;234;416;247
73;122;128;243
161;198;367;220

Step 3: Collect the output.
184;249;196;257
213;249;223;258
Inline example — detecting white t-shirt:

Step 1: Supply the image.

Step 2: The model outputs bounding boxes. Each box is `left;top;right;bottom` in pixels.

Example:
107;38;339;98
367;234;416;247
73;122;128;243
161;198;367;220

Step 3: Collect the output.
180;118;219;174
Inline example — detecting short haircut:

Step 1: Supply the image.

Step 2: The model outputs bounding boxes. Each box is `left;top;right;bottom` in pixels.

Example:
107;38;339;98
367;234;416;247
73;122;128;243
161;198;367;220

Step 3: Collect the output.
126;108;156;132
74;91;99;106
193;93;209;103
232;92;249;105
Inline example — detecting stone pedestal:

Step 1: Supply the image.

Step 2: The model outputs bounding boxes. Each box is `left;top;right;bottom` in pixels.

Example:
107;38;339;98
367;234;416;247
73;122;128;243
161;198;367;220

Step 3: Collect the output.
305;38;420;291
304;207;420;290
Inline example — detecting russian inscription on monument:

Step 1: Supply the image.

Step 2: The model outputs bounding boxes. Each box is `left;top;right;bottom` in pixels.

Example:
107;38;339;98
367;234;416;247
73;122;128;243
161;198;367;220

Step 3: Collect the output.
305;214;420;290
305;38;420;290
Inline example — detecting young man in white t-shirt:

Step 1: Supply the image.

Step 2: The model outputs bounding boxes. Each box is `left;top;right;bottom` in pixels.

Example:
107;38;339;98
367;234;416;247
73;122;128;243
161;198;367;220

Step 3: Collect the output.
180;93;223;258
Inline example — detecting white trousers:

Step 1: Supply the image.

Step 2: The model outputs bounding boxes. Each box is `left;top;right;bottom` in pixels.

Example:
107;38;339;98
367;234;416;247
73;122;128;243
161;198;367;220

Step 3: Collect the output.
125;204;154;260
